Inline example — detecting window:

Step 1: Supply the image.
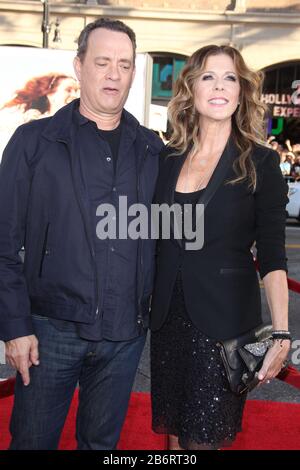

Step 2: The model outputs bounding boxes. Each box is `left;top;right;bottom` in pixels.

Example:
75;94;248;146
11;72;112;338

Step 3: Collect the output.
151;54;186;102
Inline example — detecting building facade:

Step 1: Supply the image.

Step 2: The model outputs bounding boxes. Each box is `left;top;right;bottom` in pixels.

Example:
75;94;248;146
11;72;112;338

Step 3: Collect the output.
0;1;299;67
0;0;299;139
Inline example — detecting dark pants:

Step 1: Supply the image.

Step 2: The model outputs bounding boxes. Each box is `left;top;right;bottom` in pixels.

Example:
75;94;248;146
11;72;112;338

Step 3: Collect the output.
9;314;146;450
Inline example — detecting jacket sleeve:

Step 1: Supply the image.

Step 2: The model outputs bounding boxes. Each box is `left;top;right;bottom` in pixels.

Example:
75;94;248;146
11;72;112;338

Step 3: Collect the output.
0;126;34;341
254;148;289;279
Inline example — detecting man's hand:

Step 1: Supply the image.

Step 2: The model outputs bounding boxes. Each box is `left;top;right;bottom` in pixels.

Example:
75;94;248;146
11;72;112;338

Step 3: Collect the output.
5;335;39;386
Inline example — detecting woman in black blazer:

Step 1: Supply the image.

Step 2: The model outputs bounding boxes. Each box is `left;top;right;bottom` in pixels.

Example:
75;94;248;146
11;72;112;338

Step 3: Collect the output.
150;45;290;450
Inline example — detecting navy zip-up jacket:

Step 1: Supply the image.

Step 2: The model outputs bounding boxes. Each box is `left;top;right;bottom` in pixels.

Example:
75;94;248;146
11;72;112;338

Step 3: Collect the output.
0;100;163;342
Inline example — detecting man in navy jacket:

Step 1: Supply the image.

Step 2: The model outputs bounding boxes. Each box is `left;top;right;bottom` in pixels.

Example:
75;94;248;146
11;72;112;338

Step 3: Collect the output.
0;18;163;449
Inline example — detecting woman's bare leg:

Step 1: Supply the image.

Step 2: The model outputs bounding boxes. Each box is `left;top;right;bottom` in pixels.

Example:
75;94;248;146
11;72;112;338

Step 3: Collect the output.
168;434;220;451
168;434;184;450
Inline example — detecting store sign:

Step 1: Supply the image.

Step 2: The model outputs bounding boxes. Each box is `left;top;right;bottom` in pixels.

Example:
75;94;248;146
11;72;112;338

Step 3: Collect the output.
292;80;300;104
261;80;300;117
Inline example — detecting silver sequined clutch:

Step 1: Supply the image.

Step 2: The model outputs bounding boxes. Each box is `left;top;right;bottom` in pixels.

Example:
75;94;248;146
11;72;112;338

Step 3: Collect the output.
244;339;274;357
217;323;273;395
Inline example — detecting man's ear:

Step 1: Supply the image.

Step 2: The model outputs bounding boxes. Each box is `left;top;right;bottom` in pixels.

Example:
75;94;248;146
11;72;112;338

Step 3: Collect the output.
73;56;81;82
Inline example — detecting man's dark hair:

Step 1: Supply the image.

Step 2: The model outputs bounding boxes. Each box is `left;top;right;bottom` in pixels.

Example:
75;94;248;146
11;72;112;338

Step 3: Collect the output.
77;17;136;63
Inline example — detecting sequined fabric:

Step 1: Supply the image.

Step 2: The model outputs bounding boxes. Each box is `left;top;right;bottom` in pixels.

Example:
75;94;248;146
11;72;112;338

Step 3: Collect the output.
150;270;247;450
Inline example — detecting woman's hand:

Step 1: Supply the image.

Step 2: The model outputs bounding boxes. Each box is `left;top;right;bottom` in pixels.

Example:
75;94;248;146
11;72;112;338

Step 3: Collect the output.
257;339;290;385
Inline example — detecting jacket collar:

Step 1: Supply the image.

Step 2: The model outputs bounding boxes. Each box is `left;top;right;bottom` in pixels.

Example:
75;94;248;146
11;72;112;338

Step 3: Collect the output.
41;99;78;143
41;98;163;154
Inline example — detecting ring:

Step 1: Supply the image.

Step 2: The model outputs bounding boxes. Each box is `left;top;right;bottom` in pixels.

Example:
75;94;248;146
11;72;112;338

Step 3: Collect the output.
266;380;270;384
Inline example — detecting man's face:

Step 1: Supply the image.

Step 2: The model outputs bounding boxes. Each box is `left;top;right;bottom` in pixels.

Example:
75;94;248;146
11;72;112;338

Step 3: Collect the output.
74;28;135;116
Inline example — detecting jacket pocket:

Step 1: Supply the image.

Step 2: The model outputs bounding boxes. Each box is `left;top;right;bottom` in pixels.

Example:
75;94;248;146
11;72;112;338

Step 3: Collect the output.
31;313;49;321
220;267;252;275
38;223;50;278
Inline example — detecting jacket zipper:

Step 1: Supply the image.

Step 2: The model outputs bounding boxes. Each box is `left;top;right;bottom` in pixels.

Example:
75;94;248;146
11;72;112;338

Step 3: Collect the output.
38;222;50;278
137;144;149;330
58;138;99;317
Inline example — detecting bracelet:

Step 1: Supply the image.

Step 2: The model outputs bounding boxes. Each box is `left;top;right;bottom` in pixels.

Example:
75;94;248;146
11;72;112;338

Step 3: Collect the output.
272;333;292;341
272;330;291;335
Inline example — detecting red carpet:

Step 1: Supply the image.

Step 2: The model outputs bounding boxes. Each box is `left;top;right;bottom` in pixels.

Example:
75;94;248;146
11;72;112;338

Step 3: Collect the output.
1;392;300;450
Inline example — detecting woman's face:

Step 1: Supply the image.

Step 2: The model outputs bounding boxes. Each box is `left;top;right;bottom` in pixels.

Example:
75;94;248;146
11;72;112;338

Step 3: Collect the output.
49;77;80;107
193;53;240;123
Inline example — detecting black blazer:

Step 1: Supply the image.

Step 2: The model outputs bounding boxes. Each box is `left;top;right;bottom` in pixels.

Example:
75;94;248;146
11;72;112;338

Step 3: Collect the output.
150;137;289;341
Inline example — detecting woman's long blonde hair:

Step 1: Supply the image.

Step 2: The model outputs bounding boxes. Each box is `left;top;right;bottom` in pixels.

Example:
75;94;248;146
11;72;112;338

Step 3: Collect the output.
168;45;268;190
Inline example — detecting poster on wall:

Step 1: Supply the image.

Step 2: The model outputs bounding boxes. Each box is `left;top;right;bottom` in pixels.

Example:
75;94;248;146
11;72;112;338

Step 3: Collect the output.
0;46;151;160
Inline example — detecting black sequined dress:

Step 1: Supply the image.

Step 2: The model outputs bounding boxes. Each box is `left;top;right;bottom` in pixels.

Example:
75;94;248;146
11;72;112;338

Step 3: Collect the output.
151;189;247;450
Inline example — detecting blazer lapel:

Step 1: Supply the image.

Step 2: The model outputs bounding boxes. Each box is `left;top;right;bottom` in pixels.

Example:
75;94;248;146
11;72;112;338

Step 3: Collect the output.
168;153;187;203
163;148;189;248
195;135;239;209
164;136;239;248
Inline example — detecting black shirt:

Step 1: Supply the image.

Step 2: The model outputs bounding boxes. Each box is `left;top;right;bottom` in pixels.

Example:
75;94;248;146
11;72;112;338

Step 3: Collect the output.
98;125;121;173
